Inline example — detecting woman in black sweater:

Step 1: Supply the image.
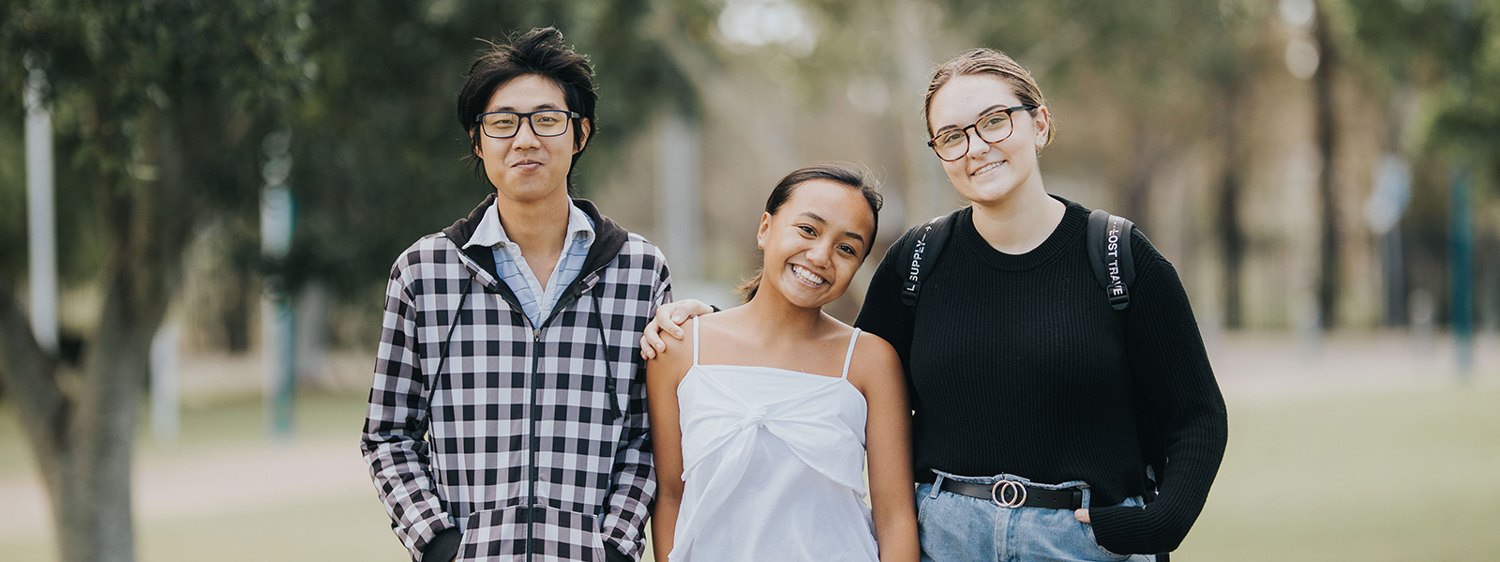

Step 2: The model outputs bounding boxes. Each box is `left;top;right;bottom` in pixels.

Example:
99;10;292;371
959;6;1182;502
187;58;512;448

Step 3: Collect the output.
644;49;1227;560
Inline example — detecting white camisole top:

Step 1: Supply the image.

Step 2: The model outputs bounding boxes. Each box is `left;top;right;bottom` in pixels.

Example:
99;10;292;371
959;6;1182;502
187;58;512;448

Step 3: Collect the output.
668;318;879;562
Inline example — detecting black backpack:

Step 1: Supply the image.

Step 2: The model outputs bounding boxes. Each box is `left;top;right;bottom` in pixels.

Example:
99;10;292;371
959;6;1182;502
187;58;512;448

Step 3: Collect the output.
898;208;1168;558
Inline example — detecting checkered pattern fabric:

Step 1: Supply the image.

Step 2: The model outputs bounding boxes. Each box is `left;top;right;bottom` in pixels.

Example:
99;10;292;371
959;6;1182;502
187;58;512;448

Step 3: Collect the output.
363;197;668;562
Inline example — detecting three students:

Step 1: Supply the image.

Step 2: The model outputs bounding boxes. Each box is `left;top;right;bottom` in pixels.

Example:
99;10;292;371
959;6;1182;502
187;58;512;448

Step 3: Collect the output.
363;26;1225;562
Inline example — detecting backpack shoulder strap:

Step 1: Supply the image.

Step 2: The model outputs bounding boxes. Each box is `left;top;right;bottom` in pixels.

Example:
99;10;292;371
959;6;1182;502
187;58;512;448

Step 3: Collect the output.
899;209;961;307
1086;209;1136;311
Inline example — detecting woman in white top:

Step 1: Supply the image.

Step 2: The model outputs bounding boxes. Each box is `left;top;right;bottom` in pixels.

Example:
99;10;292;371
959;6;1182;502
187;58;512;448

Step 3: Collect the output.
647;163;918;562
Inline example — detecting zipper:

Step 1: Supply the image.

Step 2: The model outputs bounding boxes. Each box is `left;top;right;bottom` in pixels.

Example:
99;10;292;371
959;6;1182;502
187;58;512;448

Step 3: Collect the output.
527;325;541;562
525;285;586;561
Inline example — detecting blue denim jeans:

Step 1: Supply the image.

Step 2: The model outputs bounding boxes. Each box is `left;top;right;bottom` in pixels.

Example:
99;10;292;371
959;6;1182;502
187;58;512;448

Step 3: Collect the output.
915;470;1154;562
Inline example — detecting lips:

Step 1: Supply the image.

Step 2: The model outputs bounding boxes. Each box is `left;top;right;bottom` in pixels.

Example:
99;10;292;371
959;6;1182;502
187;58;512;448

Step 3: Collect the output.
790;264;827;287
971;160;1005;176
510;159;543;170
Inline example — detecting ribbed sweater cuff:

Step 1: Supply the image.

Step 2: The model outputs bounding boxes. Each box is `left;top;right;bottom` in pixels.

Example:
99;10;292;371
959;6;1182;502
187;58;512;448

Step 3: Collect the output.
1089;504;1178;555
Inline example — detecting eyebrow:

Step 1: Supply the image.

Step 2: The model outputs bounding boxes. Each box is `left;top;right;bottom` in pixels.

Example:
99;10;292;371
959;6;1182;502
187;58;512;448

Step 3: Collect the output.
934;103;1010;133
488;102;563;112
798;212;866;243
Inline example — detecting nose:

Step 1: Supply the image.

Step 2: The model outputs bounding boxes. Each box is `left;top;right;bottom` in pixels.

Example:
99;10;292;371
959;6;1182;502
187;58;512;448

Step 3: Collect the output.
805;240;834;266
964;127;991;159
511;116;542;150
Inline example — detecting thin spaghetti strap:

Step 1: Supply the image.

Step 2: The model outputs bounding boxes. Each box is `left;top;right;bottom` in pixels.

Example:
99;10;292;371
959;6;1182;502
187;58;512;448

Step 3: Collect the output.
840;328;860;380
692;316;701;366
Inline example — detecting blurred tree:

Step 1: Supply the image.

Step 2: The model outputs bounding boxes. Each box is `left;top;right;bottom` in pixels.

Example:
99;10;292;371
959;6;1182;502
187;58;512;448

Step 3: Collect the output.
0;2;309;561
1314;0;1343;329
285;0;698;308
1343;0;1500;327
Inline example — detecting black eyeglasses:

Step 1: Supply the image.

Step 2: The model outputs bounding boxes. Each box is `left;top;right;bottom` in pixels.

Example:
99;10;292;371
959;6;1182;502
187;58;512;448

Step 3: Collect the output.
927;105;1036;162
474;110;581;139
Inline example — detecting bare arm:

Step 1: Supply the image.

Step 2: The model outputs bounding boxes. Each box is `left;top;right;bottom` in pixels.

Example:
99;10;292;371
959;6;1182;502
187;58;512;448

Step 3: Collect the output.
646;320;695;562
853;332;919;562
639;299;716;360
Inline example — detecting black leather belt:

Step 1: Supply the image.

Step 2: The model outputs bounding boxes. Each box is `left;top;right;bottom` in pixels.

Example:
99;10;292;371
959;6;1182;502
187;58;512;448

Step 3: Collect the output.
939;478;1084;510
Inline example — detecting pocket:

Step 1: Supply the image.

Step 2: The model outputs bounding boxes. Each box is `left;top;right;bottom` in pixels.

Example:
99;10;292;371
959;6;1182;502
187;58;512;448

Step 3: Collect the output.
1081;523;1131;561
458;506;607;562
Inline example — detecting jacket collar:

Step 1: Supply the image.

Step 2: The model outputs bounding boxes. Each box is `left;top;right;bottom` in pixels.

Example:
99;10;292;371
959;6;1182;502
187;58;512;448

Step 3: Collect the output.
442;193;630;300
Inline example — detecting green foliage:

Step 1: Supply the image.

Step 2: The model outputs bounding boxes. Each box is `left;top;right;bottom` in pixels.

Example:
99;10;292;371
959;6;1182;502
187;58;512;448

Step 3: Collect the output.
285;0;699;297
1347;0;1500;175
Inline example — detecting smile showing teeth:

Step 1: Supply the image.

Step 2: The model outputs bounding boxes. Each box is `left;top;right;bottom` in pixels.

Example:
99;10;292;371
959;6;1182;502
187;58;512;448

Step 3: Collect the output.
791;264;826;287
973;161;1004;176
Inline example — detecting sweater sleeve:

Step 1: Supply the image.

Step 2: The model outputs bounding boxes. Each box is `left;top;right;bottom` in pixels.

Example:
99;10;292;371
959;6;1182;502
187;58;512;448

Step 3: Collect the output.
1088;230;1229;554
855;229;918;405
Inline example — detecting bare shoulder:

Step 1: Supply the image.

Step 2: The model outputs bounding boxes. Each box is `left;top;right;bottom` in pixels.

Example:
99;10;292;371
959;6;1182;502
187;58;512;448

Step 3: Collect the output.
647;317;698;385
848;330;903;391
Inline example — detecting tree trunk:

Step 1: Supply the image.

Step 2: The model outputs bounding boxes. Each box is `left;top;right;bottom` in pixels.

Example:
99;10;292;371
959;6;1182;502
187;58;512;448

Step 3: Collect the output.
1313;6;1341;330
0;103;192;562
1120;123;1158;226
1218;85;1246;330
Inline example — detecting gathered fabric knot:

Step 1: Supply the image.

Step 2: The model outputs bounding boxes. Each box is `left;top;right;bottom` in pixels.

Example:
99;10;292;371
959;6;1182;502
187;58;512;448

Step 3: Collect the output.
741;406;770;429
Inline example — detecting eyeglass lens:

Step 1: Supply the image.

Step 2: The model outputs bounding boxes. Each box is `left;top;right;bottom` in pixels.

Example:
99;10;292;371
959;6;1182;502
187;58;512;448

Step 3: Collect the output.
481;111;572;139
934;111;1014;161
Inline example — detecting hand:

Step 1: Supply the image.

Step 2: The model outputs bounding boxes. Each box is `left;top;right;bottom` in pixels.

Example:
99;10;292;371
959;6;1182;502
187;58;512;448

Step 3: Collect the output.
1074;509;1091;524
639;299;716;360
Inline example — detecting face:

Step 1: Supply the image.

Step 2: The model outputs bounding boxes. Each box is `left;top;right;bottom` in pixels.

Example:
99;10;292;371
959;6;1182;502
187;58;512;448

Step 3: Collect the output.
927;74;1050;208
472;74;591;205
755;180;876;309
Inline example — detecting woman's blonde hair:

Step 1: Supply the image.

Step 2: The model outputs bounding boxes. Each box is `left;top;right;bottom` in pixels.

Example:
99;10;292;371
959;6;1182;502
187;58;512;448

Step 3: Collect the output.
922;48;1054;148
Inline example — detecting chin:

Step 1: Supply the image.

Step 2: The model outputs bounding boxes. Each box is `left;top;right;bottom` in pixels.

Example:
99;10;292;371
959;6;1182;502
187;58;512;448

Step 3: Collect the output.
495;177;565;203
958;180;1020;207
776;280;842;309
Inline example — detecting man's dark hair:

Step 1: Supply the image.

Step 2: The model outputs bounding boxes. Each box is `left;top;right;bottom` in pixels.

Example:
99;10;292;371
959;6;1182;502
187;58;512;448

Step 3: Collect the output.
456;27;597;185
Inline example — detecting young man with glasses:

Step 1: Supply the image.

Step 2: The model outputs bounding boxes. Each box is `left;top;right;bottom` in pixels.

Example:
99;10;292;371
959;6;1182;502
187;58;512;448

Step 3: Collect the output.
362;27;669;562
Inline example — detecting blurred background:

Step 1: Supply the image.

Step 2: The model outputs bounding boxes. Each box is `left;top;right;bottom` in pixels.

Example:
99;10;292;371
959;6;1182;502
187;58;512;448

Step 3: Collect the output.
1;0;1498;560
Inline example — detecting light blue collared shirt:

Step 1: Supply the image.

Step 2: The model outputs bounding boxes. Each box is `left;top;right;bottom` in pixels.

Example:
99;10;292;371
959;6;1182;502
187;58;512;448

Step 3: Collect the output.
463;198;595;327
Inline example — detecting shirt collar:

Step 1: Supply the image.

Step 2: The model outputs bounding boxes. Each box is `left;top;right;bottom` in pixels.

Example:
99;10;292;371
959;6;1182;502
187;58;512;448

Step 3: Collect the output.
462;197;595;250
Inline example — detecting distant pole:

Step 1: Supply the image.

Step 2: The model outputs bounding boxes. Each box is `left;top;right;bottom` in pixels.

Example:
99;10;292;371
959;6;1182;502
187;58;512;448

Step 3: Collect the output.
150;322;180;445
261;131;296;438
658;112;702;281
24;68;58;354
1450;166;1474;378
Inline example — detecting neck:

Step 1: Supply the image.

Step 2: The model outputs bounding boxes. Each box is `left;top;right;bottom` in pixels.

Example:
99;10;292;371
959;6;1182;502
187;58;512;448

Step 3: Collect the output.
740;286;830;341
970;179;1065;254
493;190;571;254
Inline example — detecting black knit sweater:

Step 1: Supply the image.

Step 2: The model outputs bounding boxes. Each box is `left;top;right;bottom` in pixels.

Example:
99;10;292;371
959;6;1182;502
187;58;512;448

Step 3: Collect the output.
854;198;1228;555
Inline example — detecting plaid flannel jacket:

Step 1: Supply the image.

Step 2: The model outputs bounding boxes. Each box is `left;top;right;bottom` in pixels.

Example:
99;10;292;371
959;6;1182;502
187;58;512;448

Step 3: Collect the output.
362;196;669;562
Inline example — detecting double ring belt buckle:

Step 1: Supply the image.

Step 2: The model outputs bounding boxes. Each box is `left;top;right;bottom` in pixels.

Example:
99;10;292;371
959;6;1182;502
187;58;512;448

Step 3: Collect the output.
990;480;1027;508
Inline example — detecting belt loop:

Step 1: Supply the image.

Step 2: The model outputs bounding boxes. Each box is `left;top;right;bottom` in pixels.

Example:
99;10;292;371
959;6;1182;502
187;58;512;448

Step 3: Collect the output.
929;474;945;499
1080;487;1092;510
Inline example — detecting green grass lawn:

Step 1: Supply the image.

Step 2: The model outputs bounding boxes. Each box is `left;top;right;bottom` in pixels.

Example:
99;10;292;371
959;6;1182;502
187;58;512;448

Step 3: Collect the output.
2;383;1498;561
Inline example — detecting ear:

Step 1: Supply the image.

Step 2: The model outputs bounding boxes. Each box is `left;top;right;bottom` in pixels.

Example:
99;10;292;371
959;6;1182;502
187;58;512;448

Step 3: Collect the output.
1032;106;1051;149
469;128;483;159
757;212;771;249
574;118;592;154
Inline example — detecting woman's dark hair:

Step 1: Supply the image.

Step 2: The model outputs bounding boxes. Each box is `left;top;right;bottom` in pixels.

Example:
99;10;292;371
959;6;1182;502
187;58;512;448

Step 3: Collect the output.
456;27;597;186
739;162;884;301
